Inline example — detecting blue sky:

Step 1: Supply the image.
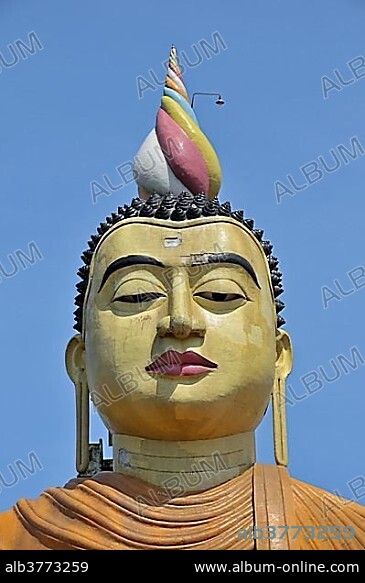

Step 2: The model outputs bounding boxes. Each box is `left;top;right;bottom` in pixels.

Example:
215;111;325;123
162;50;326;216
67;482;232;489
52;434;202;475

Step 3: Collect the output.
1;0;364;511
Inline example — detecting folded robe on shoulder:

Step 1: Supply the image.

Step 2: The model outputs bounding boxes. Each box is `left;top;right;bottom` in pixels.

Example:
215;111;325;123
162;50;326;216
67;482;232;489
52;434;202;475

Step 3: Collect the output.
0;464;364;550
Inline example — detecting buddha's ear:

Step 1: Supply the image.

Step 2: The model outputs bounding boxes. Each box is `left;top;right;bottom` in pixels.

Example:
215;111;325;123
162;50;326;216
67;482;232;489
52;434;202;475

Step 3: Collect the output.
275;329;293;381
65;334;86;384
65;334;90;474
273;329;292;466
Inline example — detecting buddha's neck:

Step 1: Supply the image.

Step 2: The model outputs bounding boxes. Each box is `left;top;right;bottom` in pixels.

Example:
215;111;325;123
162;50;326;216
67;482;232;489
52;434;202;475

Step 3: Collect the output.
112;432;255;492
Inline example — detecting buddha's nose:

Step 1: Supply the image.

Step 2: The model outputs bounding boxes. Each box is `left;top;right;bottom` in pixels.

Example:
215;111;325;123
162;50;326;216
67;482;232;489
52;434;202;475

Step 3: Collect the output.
157;269;206;339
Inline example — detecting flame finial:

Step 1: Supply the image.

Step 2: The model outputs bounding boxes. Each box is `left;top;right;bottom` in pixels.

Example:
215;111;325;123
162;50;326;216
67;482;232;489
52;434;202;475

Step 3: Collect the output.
134;46;222;200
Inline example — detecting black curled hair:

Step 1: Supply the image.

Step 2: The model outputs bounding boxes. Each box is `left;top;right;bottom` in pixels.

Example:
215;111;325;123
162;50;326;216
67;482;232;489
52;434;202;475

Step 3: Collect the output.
74;192;285;332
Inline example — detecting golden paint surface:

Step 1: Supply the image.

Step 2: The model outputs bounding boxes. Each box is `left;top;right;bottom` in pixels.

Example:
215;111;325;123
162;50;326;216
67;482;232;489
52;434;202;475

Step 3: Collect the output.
83;217;277;440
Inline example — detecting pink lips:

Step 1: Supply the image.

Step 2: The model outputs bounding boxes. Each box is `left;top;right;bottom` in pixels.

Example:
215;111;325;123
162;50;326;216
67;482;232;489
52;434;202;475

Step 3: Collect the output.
145;350;218;377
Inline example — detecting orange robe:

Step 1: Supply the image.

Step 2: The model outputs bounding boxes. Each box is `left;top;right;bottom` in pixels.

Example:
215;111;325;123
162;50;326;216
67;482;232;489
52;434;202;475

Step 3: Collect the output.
0;464;364;550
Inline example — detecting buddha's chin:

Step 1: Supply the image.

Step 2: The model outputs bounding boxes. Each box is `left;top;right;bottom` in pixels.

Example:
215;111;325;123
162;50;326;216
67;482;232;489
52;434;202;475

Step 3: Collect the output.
96;389;267;441
91;367;271;439
109;421;254;442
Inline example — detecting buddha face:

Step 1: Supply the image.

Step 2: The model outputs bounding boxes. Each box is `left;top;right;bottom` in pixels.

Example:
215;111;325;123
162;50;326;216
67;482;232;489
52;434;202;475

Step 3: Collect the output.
67;216;292;441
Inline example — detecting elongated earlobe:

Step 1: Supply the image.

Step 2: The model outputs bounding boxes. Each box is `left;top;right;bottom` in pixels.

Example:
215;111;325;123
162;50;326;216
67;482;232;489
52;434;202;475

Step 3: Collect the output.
74;376;90;474
273;330;293;466
65;335;90;474
272;377;287;466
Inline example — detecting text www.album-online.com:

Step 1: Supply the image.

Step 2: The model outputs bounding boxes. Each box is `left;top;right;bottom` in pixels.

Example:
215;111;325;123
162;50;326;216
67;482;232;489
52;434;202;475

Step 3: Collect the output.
194;561;359;574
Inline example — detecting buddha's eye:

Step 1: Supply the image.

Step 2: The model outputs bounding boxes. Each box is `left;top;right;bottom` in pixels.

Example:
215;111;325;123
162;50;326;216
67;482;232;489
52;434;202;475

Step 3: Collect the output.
111;279;167;312
114;292;165;303
193;280;249;312
194;292;244;302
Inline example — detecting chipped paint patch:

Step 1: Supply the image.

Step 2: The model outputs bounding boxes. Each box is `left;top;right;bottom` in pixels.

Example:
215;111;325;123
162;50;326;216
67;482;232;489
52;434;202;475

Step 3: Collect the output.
164;235;182;247
118;448;132;468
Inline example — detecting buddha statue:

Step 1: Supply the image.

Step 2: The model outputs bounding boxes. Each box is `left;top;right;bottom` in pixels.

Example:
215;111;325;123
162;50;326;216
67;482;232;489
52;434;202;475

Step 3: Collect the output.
0;47;364;551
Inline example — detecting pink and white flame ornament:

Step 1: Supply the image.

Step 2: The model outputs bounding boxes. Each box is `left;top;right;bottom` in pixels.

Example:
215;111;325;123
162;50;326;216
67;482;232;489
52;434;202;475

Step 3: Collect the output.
133;46;222;200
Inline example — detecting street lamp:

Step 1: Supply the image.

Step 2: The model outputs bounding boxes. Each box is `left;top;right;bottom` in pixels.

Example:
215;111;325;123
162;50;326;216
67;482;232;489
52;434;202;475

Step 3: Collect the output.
191;92;225;109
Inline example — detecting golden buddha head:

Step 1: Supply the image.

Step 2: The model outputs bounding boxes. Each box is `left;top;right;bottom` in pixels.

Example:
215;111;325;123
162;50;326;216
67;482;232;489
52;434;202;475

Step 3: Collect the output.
65;47;292;473
66;194;292;460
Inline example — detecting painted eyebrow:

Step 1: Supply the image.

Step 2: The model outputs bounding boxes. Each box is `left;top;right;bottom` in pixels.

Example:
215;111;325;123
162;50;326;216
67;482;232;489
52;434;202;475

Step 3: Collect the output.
98;255;164;292
188;253;260;289
98;252;261;292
